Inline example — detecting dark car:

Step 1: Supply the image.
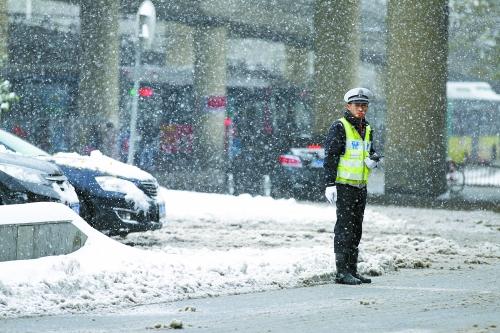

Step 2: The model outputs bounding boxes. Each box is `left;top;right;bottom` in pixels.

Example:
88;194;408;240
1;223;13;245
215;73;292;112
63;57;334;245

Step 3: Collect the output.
270;145;325;201
0;129;165;236
0;151;80;212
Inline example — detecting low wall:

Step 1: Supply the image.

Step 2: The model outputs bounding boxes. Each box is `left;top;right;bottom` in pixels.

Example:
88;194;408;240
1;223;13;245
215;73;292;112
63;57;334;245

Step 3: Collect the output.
0;204;88;262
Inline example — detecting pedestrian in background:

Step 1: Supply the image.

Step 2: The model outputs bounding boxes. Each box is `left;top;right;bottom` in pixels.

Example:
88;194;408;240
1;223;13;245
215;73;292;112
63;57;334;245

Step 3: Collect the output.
323;87;382;285
100;122;118;158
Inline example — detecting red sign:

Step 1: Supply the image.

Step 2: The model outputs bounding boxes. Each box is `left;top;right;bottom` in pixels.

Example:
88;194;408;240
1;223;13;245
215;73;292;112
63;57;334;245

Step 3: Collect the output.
160;124;194;154
207;96;227;108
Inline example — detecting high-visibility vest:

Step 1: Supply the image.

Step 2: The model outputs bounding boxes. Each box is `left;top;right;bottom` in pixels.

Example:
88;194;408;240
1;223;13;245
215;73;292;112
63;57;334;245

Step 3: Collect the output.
335;117;372;186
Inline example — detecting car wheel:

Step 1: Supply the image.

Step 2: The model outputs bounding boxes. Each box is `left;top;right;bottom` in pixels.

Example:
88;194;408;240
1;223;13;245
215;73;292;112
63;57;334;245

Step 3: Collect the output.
117;230;129;238
0;188;9;205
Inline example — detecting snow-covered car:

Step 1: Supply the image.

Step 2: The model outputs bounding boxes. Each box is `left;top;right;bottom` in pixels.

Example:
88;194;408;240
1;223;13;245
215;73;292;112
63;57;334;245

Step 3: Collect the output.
271;145;325;201
0;129;165;236
0;151;80;212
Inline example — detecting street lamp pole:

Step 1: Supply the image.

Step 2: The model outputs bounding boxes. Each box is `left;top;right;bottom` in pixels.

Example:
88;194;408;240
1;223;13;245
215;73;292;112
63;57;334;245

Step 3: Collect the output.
127;0;156;165
127;32;142;165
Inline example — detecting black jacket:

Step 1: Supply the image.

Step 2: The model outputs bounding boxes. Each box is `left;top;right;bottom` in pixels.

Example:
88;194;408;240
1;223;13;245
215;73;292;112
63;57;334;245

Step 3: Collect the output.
323;110;376;186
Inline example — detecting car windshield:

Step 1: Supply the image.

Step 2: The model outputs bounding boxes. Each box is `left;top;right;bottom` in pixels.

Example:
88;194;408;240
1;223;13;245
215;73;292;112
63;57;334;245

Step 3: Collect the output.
0;129;50;157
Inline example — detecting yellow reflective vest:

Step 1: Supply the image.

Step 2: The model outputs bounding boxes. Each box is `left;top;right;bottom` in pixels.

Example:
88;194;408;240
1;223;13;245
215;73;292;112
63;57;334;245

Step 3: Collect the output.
335;117;372;186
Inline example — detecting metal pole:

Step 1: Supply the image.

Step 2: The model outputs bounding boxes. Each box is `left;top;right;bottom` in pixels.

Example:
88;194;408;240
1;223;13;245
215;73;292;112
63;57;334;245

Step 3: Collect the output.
127;0;154;165
26;0;32;20
127;35;141;164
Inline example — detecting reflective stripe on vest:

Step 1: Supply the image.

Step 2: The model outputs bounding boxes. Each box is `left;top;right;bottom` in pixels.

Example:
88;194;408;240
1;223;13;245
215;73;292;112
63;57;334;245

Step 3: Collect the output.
335;117;372;185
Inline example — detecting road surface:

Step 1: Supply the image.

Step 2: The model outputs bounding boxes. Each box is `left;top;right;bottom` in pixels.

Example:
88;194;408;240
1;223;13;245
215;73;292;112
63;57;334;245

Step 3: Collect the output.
2;263;499;333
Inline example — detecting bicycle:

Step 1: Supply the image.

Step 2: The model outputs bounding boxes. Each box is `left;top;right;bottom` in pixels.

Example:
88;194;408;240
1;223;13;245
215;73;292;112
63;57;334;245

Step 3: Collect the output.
446;159;465;194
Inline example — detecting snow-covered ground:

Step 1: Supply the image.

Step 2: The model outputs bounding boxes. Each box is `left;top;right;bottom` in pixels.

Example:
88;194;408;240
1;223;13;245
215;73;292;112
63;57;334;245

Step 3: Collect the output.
0;189;499;319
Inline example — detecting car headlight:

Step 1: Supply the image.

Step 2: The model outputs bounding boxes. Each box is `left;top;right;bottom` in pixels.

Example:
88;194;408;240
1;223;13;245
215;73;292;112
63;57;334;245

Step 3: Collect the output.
0;163;50;185
95;176;139;193
95;176;151;211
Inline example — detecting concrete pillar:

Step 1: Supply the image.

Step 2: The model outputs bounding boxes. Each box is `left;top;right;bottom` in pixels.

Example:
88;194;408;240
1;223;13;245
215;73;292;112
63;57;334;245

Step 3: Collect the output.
164;22;194;67
193;25;227;172
313;0;360;139
0;0;7;64
284;45;309;87
385;0;448;197
77;0;120;158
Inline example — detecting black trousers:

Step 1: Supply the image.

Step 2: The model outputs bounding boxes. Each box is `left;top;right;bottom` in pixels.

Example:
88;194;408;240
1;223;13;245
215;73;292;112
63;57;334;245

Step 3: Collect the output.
334;184;367;255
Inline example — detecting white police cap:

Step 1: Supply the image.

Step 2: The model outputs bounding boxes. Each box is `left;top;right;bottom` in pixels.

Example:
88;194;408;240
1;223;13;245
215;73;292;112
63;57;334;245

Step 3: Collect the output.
344;87;373;104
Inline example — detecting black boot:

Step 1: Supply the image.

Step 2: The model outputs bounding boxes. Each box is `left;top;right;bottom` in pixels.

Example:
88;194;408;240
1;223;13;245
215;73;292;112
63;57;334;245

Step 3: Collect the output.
350;250;371;284
335;253;362;285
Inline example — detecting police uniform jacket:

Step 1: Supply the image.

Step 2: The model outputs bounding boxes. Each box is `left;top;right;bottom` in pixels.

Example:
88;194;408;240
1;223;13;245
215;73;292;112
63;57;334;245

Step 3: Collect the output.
323;109;376;186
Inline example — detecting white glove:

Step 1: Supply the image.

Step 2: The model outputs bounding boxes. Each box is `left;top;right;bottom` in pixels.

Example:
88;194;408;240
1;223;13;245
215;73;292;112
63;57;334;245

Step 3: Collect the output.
325;186;337;204
364;157;379;169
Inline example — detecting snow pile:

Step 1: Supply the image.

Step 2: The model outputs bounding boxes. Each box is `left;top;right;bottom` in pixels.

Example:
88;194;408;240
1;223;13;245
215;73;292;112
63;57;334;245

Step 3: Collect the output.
51;150;154;181
0;190;499;319
163;190;333;225
0;234;333;318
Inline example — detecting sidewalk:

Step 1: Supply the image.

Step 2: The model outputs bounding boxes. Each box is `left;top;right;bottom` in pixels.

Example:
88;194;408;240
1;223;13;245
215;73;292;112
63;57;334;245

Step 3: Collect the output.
367;169;500;212
2;264;499;333
153;167;499;212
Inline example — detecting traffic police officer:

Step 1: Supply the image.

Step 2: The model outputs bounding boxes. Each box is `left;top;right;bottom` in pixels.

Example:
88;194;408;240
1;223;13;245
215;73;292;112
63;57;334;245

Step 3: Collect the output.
323;87;381;285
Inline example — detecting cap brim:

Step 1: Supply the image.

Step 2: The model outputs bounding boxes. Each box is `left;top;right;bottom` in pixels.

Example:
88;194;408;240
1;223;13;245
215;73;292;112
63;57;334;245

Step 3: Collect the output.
348;98;369;104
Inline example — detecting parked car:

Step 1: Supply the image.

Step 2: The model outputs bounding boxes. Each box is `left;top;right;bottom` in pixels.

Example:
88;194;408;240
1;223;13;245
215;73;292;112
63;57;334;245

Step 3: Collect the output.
0;129;165;236
270;145;325;201
0;151;80;212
